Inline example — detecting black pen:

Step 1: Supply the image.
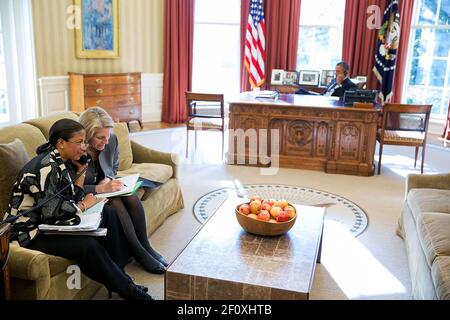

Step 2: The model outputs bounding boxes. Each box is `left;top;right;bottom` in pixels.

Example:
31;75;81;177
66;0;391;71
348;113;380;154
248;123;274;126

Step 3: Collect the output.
107;175;127;187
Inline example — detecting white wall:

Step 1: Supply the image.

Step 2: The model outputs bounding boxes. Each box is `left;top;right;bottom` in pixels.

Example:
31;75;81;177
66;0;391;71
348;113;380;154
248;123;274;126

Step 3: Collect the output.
38;73;163;122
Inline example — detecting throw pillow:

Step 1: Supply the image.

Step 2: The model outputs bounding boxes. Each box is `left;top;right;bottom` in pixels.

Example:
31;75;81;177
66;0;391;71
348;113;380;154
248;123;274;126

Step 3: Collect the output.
113;123;133;171
0;139;30;215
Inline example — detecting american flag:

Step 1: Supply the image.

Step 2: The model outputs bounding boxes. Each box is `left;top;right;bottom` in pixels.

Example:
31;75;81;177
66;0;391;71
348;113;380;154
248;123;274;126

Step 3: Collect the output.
244;0;266;89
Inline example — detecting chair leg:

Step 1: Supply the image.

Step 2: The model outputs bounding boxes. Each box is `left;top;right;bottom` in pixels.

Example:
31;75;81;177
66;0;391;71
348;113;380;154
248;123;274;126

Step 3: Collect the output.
414;146;419;168
221;130;224;161
421;144;426;174
186;129;189;158
377;142;383;175
195;130;198;150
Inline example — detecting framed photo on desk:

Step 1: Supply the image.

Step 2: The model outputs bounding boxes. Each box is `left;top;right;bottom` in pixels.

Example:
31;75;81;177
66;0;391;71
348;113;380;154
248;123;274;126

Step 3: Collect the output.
320;70;335;87
298;70;320;86
282;71;299;85
271;69;284;85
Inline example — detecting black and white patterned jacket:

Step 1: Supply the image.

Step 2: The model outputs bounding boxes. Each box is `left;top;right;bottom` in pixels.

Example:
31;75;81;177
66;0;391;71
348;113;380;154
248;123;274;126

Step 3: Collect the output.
4;148;85;231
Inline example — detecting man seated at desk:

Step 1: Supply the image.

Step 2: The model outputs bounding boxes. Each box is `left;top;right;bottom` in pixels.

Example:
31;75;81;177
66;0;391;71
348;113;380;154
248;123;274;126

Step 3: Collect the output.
296;61;357;97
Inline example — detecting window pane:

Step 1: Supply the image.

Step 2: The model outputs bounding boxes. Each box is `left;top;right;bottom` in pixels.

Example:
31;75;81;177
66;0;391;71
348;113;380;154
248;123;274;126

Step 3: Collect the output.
438;0;450;24
300;0;345;25
434;29;450;57
297;26;342;71
0;14;7;118
297;0;345;73
406;87;444;115
409;59;425;85
430;59;447;86
418;0;438;25
192;24;240;97
195;0;240;24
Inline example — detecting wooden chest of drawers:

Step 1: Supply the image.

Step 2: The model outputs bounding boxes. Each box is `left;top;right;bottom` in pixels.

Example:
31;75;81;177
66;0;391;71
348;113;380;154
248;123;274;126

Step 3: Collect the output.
69;72;143;128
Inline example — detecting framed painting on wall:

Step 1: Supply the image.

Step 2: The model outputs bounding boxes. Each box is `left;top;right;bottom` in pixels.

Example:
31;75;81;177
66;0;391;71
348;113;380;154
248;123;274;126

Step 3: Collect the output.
75;0;120;59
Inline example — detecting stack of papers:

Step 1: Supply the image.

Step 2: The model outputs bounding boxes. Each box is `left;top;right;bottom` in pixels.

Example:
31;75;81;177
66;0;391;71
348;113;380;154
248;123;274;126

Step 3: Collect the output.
96;174;140;198
255;90;279;98
38;201;105;232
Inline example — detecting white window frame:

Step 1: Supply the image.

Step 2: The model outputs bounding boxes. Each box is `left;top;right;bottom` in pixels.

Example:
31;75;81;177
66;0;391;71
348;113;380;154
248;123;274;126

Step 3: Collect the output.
0;0;38;127
402;0;450;122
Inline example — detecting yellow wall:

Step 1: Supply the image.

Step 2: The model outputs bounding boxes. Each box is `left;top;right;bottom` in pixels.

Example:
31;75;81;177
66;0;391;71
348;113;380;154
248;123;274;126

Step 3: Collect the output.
32;0;164;78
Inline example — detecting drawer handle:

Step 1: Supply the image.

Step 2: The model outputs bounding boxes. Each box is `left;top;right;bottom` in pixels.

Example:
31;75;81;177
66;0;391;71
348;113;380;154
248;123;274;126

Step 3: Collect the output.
95;79;103;84
96;88;104;94
129;97;135;102
129;86;134;92
129;77;134;82
129;109;135;114
96;100;103;105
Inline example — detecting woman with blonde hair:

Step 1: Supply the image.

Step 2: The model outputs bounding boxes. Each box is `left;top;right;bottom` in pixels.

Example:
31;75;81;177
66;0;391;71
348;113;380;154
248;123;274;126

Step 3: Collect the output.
79;107;167;274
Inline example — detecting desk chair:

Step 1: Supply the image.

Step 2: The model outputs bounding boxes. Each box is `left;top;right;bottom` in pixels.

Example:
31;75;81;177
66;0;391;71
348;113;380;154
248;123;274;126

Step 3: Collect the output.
377;103;432;174
185;92;225;158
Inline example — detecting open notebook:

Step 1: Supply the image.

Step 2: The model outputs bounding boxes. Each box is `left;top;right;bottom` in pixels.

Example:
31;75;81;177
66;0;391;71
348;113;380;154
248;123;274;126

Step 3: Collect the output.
96;174;140;198
38;200;105;232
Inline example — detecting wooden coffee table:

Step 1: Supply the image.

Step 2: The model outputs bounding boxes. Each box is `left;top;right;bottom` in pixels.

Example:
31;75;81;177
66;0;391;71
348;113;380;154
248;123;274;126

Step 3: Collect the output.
165;192;325;300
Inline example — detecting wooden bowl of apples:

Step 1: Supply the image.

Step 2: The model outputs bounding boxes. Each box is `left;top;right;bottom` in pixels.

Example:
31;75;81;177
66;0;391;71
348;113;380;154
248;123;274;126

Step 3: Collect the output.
235;196;297;236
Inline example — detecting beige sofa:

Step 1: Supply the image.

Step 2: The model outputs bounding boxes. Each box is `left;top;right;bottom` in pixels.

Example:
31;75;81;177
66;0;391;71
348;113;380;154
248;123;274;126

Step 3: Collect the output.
0;112;184;299
397;173;450;300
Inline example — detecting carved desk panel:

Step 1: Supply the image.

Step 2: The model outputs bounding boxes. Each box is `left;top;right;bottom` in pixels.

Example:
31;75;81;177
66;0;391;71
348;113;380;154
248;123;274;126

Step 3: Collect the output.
227;94;379;176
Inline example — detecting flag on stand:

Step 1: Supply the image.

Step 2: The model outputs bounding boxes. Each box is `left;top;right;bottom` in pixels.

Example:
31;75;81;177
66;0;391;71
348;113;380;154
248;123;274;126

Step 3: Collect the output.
373;0;400;103
244;0;266;89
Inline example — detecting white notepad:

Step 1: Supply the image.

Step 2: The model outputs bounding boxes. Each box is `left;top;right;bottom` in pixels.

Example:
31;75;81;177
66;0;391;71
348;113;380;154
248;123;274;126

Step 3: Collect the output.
38;201;105;232
96;174;140;198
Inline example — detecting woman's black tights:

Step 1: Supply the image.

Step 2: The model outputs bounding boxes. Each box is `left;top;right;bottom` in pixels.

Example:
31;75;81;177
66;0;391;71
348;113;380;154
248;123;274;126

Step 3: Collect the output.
108;194;166;272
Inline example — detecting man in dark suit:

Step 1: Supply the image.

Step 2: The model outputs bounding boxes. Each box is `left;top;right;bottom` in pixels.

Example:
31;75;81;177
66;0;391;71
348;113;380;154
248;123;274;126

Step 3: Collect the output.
296;61;357;97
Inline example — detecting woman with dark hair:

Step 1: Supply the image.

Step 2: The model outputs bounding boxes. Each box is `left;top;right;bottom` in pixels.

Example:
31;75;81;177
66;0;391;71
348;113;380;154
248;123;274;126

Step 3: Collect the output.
4;119;153;300
79;107;167;274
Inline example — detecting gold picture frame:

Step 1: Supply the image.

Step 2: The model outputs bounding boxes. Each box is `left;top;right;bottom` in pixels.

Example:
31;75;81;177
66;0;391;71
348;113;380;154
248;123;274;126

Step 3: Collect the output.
75;0;120;59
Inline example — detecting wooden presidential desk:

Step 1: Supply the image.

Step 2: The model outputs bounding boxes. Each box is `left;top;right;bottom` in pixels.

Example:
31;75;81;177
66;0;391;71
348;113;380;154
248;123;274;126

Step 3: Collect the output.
227;94;380;176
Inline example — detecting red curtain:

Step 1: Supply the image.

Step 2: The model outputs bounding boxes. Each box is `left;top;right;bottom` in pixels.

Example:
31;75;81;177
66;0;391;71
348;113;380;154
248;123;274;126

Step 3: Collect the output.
392;0;414;102
240;0;302;92
264;0;301;89
342;0;386;90
161;0;194;123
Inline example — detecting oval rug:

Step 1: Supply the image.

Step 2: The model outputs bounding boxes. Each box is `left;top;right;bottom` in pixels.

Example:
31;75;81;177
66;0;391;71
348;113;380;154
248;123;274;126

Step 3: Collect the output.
193;184;368;237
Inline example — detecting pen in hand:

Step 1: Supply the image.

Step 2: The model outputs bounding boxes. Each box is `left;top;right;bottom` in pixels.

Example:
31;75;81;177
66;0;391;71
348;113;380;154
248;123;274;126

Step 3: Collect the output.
106;175;127;187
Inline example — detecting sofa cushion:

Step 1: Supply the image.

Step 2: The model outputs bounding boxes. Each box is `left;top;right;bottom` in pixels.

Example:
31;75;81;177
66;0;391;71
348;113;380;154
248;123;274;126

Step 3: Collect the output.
407;189;450;223
25;112;80;139
0;123;46;158
0;139;30;215
118;163;173;184
431;256;450;300
417;212;450;268
113;123;133;171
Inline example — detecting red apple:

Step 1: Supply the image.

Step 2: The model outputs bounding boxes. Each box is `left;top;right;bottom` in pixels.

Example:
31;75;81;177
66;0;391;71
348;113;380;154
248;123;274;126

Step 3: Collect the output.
276;211;290;222
239;204;251;215
250;195;262;202
257;210;270;221
249;200;262;214
262;199;274;206
284;206;296;219
261;203;272;211
270;206;282;218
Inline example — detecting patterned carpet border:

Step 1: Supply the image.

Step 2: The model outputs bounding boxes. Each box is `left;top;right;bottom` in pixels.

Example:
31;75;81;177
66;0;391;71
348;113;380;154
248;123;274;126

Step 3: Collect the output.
193;184;369;237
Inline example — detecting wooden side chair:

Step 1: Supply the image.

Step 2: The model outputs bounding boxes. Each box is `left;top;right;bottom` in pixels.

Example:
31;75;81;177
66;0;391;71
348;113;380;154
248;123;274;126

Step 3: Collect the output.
185;92;225;158
442;99;450;147
376;103;432;174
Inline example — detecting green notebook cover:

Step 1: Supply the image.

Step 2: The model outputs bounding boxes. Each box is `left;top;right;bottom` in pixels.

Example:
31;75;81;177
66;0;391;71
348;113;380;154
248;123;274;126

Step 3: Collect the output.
121;180;143;196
